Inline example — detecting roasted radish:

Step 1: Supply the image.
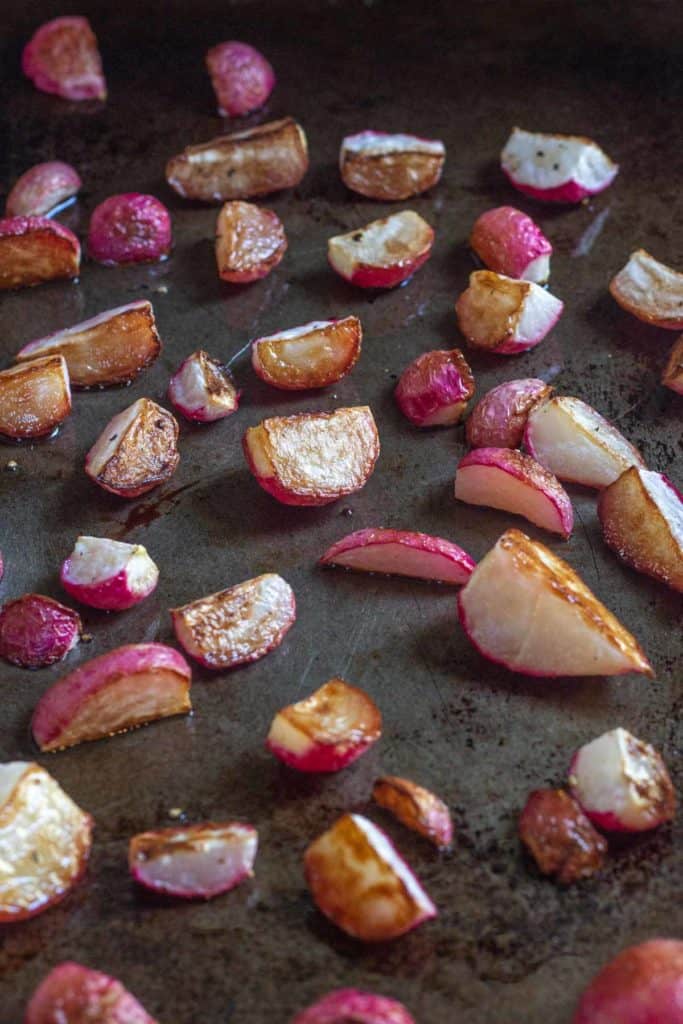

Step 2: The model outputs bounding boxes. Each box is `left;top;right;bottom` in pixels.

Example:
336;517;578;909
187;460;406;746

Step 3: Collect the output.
662;335;683;394
25;962;157;1024
6;161;81;218
470;206;552;283
573;940;683;1024
0;216;80;289
85;398;180;498
0;593;81;668
519;788;607;885
60;536;159;611
455;270;563;354
609;249;683;329
0;355;71;440
328;210;434;289
22;16;106;101
168;350;239;421
88;193;172;266
252;317;362;390
339;130;445;201
320;528;475;584
466;378;551;449
292;989;416;1024
206;40;275;117
373;776;453;849
215;200;287;283
394;348;474;427
501;127;618;203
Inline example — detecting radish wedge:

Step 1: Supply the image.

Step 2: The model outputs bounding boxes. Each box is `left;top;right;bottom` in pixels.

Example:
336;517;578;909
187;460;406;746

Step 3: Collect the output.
206;40;275;117
168;350;239;422
6;161;81;218
328;211;434;289
252;317;362;390
25;962;157;1024
22;17;106;101
573;941;683;1024
470;206;552;283
0;593;81;668
216;200;287;283
340;130;445;201
292;989;416;1024
320;528;474;584
31;643;192;752
85;398;180;498
519;788;607;884
0;355;71;440
455;270;563;354
662;334;683;394
0;216;80;289
457;529;652;678
466;378;552;449
60;536;159;611
394;348;474;427
88;194;172;266
501;128;618;203
609;250;683;329
373;776;453;849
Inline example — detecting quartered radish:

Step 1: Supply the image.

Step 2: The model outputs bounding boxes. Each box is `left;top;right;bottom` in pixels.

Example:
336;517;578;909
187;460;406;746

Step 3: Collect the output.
519;788;607;885
5;161;81;218
455;270;563;354
292;989;416;1024
328;210;434;289
252;317;362;390
373;776;453;849
0;594;81;668
0;216;80;289
0;355;71;440
609;249;683;329
88;194;172;265
22;16;106;101
394;348;474;427
573;941;683;1024
25;962;157;1024
466;378;551;449
662;334;683;394
339;130;445;201
60;536;159;611
216;200;286;283
470;206;552;282
320;528;475;584
501;127;618;203
85;398;180;498
168;350;239;422
206;40;275;117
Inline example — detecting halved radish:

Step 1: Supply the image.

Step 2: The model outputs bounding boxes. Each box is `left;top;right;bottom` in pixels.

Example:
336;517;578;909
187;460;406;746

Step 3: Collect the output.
25;962;157;1024
466;378;552;450
5;161;81;218
22;16;106;101
662;335;683;394
0;355;71;440
501;127;618;203
339;130;445;201
0;216;80;289
252;317;362;390
373;776;452;849
609;250;683;329
319;528;475;584
85;398;180;498
168;350;239;422
328;210;434;289
292;989;416;1024
470;206;552;283
88;194;172;266
60;536;159;611
0;593;81;668
457;529;652;677
455;271;563;354
394;348;475;427
205;40;275;117
519;788;607;884
573;940;683;1024
216;200;287;283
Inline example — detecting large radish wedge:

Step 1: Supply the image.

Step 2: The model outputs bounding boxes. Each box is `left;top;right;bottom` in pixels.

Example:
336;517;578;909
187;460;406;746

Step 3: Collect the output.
22;16;107;101
573;940;683;1024
455;271;563;354
293;989;416;1024
519;788;607;885
339;130;445;201
85;398;180;498
466;378;552;449
470;206;552;283
0;594;81;668
0;355;71;440
60;536;159;611
0;762;92;922
0;216;80;290
457;529;652;678
609;250;683;329
252;317;362;390
6;161;81;218
394;348;475;427
373;776;453;849
328;211;434;289
129;822;257;899
598;467;683;592
25;962;157;1024
454;448;574;538
266;678;381;773
171;574;296;670
168;350;239;422
16;300;161;388
32;643;192;752
525;396;644;488
662;334;683;394
244;406;379;506
304;813;436;942
501;128;618;204
320;528;475;584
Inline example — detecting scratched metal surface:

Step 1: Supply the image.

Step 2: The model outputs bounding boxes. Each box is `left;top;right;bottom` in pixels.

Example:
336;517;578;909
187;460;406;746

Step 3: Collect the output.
0;1;681;1021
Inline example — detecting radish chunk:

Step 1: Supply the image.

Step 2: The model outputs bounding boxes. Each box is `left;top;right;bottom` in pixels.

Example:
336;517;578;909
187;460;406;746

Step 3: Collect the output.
244;406;380;506
0;216;80;289
216;200;287;283
16;300;161;389
320;528;475;584
292;989;416;1024
340;130;445;201
663;334;683;394
25;962;157;1024
501;128;618;203
129;823;257;899
470;206;552;283
573;940;683;1024
457;529;652;677
598;467;683;592
166;118;308;202
454;448;574;538
31;643;192;752
266;678;381;773
252;317;362;390
0;763;92;922
525;395;645;488
88;194;172;266
60;536;159;611
519;789;607;885
304;813;436;942
206;40;275;117
609;249;683;329
569;728;676;833
6;161;81;218
455;271;563;354
22;17;106;101
328;211;434;289
0;594;81;668
373;776;453;849
85;398;180;498
0;355;71;440
171;573;296;670
395;348;474;427
168;350;239;422
466;378;551;449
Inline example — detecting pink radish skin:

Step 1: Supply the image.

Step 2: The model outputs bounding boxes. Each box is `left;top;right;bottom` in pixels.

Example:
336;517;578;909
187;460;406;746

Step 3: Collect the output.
22;17;107;101
0;216;80;290
88;194;172;266
168;350;239;422
466;378;551;449
395;349;475;427
573;940;683;1024
25;962;156;1024
6;161;81;218
610;250;683;330
328;211;434;289
470;206;552;282
455;271;563;354
0;594;81;669
206;41;275;117
60;536;159;611
320;528;475;584
501;128;618;204
292;989;416;1024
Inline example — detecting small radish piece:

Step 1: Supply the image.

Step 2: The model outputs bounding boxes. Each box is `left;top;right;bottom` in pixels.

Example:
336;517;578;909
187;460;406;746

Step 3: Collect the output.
663;334;683;394
171;573;295;670
304;813;436;942
395;348;474;427
454;447;574;538
466;378;551;450
328;210;434;289
129;822;257;899
455;270;563;354
0;355;71;440
32;643;192;752
16;300;161;389
216;200;286;283
609;249;683;329
244;406;380;506
266;678;381;773
457;528;652;678
292;989;416;1024
85;398;180;499
0;594;81;668
320;528;475;584
470;205;552;283
22;17;106;101
0;215;80;289
525;395;645;489
206;40;275;117
252;316;362;391
25;962;157;1024
166;118;309;202
501;127;618;203
573;940;683;1024
168;350;239;422
6;161;81;218
519;788;607;884
88;194;172;266
60;536;159;611
373;776;453;849
568;727;676;833
0;762;92;922
340;130;445;201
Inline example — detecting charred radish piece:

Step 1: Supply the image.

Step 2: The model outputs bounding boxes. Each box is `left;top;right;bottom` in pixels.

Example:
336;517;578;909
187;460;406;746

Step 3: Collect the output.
455;270;563;354
569;728;676;833
166;118;308;202
320;528;475;584
0;594;81;669
0;216;80;289
395;348;474;427
252;316;362;390
292;989;416;1024
6;161;81;218
25;962;157;1024
171;573;295;670
573;940;683;1024
519;788;607;885
0;355;71;440
206;40;275;117
22;16;106;101
266;678;381;773
85;398;180;498
16;300;161;389
216;200;287;283
0;763;92;922
340;131;445;201
373;777;453;849
466;378;551;450
470;206;552;283
32;643;192;752
662;334;683;394
244;406;379;505
609;249;683;330
129;822;257;899
328;210;434;289
454;448;574;538
61;536;159;611
501;127;618;203
168;350;239;422
88;194;171;265
458;529;652;677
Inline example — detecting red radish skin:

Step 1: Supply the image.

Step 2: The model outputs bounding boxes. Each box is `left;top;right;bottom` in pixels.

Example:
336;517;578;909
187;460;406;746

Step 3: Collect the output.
663;335;683;394
519;788;607;884
22;17;107;101
251;317;362;391
206;41;275;117
501;128;618;203
340;130;445;201
610;250;683;330
455;270;563;354
0;216;80;289
292;989;416;1024
328;211;434;289
320;528;475;584
25;962;157;1024
573;940;683;1024
60;536;159;611
0;594;81;669
470;206;552;282
6;161;81;218
373;776;453;849
88;194;171;266
466;378;551;449
85;398;180;499
0;355;72;440
215;201;286;283
168;350;239;422
395;349;475;427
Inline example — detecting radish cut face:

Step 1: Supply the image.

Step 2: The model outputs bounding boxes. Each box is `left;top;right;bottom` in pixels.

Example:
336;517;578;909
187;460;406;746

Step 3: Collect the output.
60;536;159;611
252;317;362;390
320;528;475;584
6;161;82;218
0;355;71;440
470;206;552;283
168;350;239;422
292;988;416;1024
85;398;180;498
328;211;434;289
609;249;683;329
216;200;287;283
373;776;453;849
455;271;563;354
572;940;683;1024
0;216;80;290
21;16;107;101
501;127;618;203
340;130;445;201
206;40;275;117
25;962;157;1024
519;788;607;885
395;348;474;427
466;378;552;449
